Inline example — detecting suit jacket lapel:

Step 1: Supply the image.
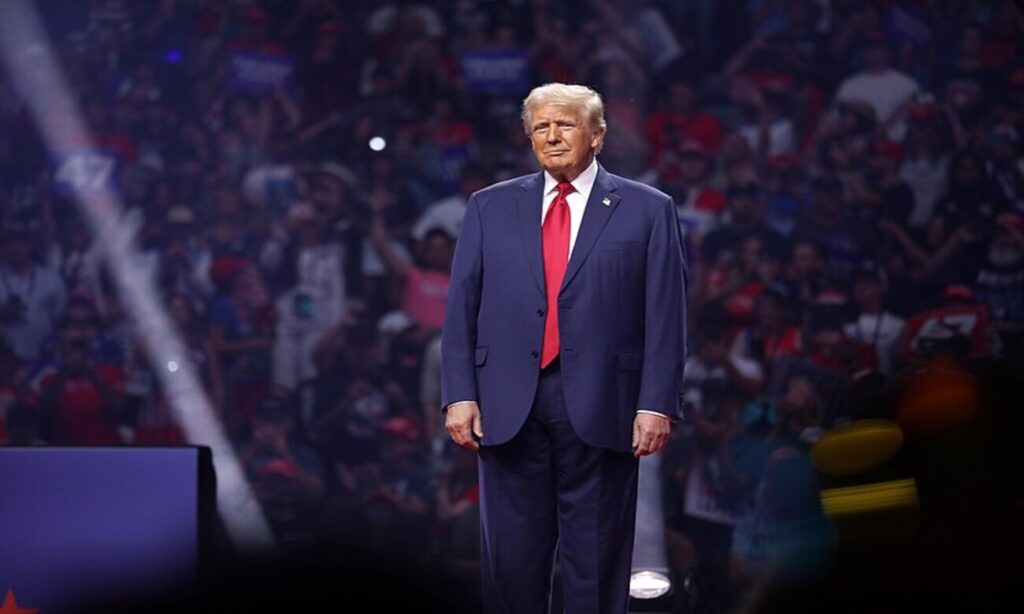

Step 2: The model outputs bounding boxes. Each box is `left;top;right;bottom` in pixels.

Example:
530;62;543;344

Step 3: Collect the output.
560;166;621;295
514;172;546;298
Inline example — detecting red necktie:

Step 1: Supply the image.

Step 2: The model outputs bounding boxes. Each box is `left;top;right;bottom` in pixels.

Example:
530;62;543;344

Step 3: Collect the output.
540;181;574;368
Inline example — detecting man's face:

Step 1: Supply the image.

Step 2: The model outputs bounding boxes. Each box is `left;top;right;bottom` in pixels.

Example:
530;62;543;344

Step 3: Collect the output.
755;295;784;331
727;183;762;225
311;175;347;216
853;278;885;309
668;83;694;111
297;219;319;244
863;44;890;70
678;152;708;181
254;419;290;448
420;233;454;271
791;243;821;277
528;103;604;180
217;192;243;223
868;153;897;176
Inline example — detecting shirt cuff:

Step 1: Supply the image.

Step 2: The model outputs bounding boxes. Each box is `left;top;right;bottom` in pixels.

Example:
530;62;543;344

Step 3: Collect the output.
637;409;675;422
444;400;477;413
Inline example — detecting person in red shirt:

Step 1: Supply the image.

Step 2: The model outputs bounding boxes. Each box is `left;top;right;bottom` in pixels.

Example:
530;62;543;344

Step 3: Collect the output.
38;322;125;445
645;78;724;167
0;342;32;443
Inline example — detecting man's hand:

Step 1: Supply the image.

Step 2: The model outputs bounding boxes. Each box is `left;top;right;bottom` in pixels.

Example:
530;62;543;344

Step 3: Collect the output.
632;413;671;458
446;402;483;451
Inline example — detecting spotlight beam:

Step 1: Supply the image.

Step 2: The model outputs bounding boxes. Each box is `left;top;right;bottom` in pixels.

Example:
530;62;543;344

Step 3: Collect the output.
630;452;673;608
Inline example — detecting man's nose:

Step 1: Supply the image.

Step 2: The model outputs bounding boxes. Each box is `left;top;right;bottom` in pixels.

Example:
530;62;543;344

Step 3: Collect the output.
545;126;561;143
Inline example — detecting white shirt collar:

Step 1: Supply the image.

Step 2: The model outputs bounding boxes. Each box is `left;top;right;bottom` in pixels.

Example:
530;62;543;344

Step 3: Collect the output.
543;157;599;198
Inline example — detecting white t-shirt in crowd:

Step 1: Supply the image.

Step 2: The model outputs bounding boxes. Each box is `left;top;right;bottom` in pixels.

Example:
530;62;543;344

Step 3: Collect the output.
844;311;905;375
275;243;346;333
738;118;797;158
900;156;949;229
0;264;67;361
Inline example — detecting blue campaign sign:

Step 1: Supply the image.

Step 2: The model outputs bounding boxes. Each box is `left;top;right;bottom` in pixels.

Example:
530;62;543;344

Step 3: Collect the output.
52;151;120;196
460;48;530;94
229;50;294;95
439;142;473;193
886;2;932;47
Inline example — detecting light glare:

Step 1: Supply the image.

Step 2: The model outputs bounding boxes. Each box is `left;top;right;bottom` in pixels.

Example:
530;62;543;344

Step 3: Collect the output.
629;570;672;600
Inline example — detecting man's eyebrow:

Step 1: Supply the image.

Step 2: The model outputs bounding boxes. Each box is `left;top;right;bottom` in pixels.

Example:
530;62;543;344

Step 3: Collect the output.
533;118;575;128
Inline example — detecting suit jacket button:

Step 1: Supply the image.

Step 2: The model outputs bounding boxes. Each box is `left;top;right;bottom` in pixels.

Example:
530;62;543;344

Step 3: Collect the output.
530;350;538;359
537;308;545;317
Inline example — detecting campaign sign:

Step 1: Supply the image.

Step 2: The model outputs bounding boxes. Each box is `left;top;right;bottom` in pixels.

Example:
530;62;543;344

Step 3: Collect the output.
230;50;294;95
887;2;932;47
460;48;530;94
52;151;119;197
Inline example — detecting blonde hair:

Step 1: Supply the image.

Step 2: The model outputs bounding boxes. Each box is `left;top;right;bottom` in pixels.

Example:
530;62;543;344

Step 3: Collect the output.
521;83;607;135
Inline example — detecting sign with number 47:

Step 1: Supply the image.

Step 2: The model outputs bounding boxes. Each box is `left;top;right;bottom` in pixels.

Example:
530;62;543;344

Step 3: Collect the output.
53;151;119;196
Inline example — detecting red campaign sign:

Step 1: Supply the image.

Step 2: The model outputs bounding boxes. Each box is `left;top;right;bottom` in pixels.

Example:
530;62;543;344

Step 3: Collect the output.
900;304;991;359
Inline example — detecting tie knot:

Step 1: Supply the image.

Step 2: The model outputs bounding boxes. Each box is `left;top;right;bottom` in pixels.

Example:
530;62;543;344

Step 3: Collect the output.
556;182;575;198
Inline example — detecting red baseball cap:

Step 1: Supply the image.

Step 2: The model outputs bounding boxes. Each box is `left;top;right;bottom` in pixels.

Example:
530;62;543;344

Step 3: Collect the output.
260;458;299;479
943;284;977;303
210;255;250;285
872;139;905;162
770;153;801;169
379;416;422;442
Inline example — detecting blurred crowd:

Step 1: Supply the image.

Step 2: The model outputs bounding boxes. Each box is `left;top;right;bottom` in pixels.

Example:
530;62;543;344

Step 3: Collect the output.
1;0;1022;609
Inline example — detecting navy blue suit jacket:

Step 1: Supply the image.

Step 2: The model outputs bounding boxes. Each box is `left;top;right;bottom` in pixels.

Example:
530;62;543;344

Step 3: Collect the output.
440;165;687;453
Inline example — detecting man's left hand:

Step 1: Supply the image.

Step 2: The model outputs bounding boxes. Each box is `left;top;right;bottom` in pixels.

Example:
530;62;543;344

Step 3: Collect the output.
632;413;671;458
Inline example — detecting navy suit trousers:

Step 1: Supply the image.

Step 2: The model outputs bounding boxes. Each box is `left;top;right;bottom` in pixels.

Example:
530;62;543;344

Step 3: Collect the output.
478;357;640;614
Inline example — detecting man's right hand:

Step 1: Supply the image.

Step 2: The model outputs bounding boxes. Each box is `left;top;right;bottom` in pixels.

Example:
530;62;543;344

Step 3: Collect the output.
445;402;483;451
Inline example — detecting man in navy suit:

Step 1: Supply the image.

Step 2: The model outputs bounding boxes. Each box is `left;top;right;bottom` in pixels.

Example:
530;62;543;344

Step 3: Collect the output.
441;83;686;613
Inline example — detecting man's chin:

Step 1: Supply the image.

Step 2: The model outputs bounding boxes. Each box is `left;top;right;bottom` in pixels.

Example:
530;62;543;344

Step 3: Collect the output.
541;160;572;176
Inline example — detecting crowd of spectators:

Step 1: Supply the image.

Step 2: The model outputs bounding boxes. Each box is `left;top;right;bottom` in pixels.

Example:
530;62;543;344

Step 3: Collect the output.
1;0;1022;609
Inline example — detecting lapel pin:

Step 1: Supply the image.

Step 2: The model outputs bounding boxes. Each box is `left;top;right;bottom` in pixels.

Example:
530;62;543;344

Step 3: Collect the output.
602;196;611;207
